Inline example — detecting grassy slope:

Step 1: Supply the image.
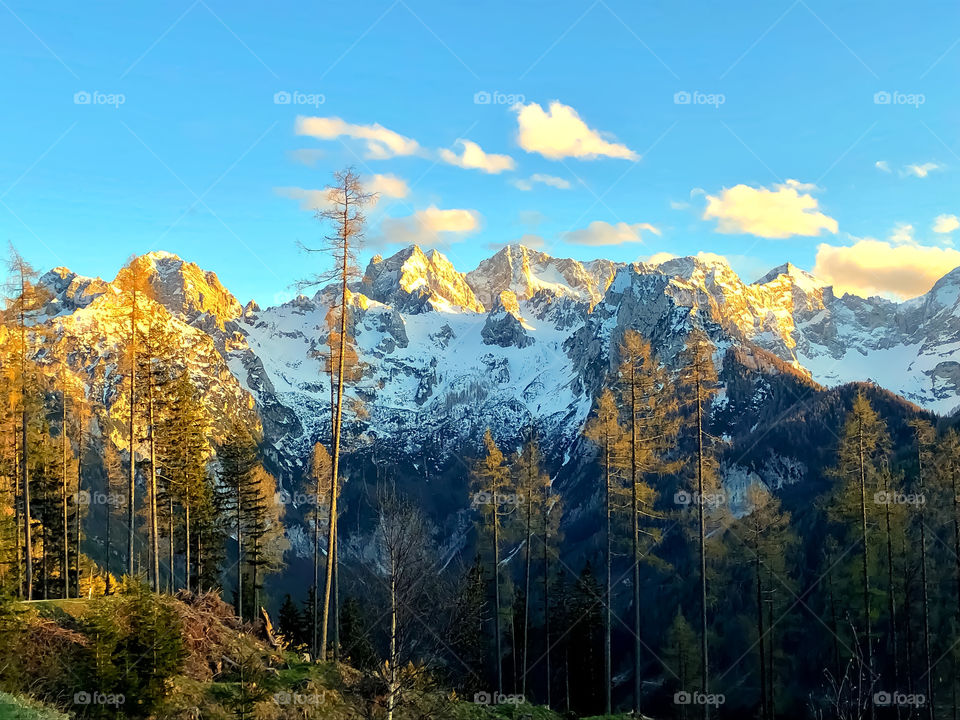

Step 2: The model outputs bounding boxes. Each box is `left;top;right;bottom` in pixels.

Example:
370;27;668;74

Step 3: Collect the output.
0;692;69;720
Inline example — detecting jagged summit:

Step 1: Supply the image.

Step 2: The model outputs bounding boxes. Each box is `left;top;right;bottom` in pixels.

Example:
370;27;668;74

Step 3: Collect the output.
466;243;619;307
361;244;484;313
753;262;824;293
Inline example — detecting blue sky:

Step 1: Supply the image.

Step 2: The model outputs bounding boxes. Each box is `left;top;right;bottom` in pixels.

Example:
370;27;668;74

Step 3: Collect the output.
1;0;959;305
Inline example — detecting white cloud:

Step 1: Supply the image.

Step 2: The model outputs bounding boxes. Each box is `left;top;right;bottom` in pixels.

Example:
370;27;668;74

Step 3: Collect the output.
562;220;660;246
377;206;481;247
295;115;421;159
875;160;891;173
513;101;638;161
813;239;960;299
512;173;572;191
933;214;960;234
702;180;838;239
901;162;942;178
367;173;409;199
889;222;915;245
438;139;515;174
274;186;329;211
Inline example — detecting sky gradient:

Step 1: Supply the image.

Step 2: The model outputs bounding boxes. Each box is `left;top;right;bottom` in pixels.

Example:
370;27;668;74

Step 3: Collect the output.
1;0;959;305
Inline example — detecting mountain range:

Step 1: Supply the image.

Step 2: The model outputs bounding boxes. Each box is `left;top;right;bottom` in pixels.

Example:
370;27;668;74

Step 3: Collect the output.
35;244;959;555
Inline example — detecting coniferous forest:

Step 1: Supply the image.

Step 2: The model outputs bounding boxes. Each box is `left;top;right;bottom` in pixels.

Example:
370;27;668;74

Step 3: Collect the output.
1;166;960;720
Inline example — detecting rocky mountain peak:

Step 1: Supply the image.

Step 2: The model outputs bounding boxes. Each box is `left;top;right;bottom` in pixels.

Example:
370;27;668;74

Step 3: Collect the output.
753;262;824;294
466;243;620;307
119;252;243;328
361;244;484;314
39;267;108;316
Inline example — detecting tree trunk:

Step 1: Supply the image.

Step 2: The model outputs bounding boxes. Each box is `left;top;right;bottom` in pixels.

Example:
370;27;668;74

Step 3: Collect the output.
884;474;902;720
61;389;69;598
917;444;934;720
128;281;137;578
494;492;503;694
20;294;33;601
184;497;191;593
75;423;82;597
857;417;874;720
754;518;768;720
387;571;397;720
631;365;642;714
604;435;613;716
168;497;174;593
148;377;159;593
696;373;709;720
321;191;351;661
237;474;244;620
522;471;532;698
543;513;551;709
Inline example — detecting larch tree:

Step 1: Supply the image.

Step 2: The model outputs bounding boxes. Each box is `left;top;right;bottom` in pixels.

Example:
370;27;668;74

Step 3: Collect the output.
677;327;719;719
909;418;936;720
583;387;628;714
512;436;550;699
114;255;152;578
732;484;794;720
373;489;435;720
829;390;890;719
471;428;514;694
618;329;680;714
4;245;52;600
300;167;375;661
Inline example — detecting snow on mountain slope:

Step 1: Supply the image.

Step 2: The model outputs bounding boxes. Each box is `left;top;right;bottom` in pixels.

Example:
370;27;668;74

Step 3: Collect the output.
465;244;620;308
36;244;960;479
361;245;484;313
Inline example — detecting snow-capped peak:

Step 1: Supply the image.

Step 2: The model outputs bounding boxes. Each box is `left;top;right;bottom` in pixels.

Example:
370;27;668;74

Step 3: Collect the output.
361;244;484;314
465;243;620;307
753;262;824;294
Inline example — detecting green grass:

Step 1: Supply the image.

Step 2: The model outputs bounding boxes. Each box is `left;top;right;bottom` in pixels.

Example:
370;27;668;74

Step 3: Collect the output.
0;692;68;720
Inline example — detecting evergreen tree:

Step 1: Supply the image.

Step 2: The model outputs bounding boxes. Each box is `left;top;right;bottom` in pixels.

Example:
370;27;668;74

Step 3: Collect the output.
218;421;259;617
